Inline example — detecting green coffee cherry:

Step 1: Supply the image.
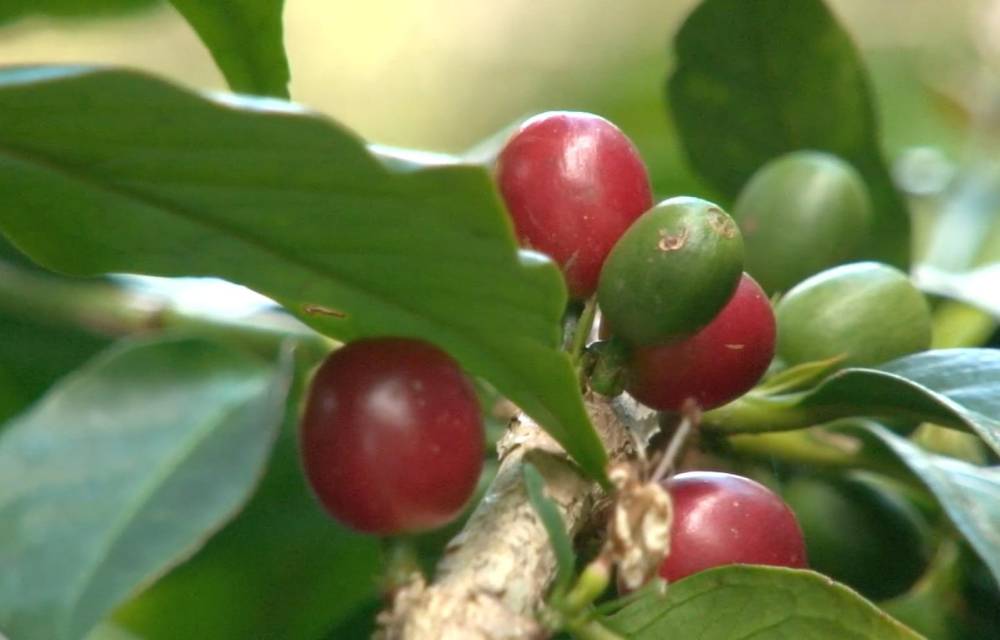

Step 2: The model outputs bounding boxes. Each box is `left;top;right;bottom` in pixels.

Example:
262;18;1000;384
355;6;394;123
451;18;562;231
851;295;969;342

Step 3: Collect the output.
783;474;932;600
733;151;872;294
775;262;931;367
597;197;744;346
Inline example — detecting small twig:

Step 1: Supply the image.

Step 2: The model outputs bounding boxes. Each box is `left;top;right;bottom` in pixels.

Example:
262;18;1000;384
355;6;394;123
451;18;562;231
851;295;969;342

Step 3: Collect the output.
649;400;701;483
302;303;348;318
378;393;636;640
0;260;331;361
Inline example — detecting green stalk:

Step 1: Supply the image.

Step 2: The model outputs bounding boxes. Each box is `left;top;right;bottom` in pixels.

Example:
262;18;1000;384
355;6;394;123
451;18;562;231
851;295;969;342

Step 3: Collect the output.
0;261;332;362
724;429;921;487
559;558;611;615
564;618;626;640
702;392;819;433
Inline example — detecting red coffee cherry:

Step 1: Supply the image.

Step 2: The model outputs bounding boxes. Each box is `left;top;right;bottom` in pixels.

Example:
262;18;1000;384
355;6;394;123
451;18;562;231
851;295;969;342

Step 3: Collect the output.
300;338;484;535
660;471;808;582
496;111;653;298
627;273;775;411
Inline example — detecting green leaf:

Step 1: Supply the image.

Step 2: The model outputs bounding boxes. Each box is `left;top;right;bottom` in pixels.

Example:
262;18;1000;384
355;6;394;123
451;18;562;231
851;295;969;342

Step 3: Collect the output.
0;0;158;25
605;566;923;639
0;250;116;422
85;622;144;640
756;355;846;395
168;0;290;98
706;349;1000;457
523;462;575;596
0;66;608;483
0;312;110;423
0;337;292;640
115;392;381;640
856;422;1000;590
668;0;909;268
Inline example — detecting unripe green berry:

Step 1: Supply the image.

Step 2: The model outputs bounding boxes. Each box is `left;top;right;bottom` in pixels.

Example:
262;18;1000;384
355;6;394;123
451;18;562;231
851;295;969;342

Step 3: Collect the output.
598;197;744;346
733;151;872;294
775;262;931;368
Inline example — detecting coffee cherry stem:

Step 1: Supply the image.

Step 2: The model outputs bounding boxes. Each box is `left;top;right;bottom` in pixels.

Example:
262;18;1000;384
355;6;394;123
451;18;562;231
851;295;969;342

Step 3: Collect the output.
379;538;424;600
562;617;627;640
650;400;701;484
559;555;612;615
548;555;626;640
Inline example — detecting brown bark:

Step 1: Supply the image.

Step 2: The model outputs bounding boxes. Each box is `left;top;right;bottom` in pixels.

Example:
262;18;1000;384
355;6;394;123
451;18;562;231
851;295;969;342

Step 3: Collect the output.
377;393;641;640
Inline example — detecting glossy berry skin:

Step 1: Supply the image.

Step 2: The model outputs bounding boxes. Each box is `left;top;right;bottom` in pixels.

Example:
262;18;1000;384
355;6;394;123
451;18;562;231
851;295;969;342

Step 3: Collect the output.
300;338;484;535
776;261;931;368
496;111;653;298
660;471;807;582
733;150;872;294
627;273;775;411
598;197;744;346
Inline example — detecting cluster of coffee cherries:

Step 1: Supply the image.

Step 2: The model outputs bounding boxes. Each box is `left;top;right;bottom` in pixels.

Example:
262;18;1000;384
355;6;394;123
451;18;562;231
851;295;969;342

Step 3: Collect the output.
498;111;805;583
298;111;823;585
497;111;775;413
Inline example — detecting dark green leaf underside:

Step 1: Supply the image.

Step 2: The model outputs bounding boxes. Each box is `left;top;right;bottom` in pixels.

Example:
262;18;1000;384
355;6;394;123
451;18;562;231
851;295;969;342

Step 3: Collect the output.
855;422;1000;589
668;0;909;268
709;350;1000;460
0;66;607;482
800;350;1000;456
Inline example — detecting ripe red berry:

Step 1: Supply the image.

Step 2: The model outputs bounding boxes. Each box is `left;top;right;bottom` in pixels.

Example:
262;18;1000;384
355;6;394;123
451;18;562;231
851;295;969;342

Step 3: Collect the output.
660;471;807;582
627;273;775;411
300;338;484;535
496;111;653;298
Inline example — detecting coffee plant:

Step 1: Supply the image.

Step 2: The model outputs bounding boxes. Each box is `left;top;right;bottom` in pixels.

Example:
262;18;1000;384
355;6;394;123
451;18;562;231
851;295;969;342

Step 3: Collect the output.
0;1;998;639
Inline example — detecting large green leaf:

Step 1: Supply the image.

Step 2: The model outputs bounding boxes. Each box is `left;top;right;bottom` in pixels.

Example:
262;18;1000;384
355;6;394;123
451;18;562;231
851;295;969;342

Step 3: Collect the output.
168;0;289;98
705;349;1000;457
0;337;291;640
0;66;607;482
668;0;909;268
115;386;381;640
855;422;1000;590
605;566;922;639
0;0;158;25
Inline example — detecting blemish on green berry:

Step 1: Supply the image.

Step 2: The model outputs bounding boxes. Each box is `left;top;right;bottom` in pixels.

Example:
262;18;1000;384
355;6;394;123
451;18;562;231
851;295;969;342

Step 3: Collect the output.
598;197;744;346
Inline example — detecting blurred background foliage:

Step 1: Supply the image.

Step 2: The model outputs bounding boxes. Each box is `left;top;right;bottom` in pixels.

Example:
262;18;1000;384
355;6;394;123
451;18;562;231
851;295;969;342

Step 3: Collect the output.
2;1;1000;639
0;0;984;195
